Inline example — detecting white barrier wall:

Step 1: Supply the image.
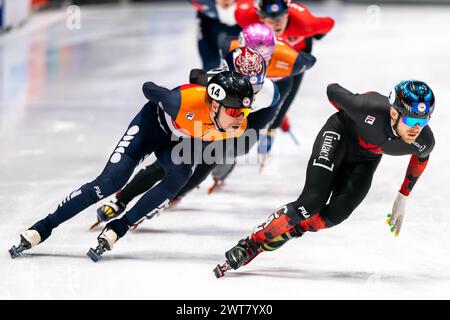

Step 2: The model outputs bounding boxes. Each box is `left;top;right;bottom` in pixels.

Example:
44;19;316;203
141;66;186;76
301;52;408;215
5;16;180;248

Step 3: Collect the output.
0;0;30;30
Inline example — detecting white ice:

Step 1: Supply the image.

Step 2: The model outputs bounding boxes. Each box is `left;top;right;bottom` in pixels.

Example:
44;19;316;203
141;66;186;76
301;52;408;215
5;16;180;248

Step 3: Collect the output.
1;2;450;299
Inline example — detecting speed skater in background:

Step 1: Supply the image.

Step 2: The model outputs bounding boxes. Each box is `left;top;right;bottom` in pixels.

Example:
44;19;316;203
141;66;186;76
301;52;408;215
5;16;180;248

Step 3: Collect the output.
213;22;316;182
235;0;334;158
190;0;241;70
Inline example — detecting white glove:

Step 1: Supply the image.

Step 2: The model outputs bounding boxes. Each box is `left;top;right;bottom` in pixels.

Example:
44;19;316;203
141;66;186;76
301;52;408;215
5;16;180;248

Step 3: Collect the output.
387;192;408;237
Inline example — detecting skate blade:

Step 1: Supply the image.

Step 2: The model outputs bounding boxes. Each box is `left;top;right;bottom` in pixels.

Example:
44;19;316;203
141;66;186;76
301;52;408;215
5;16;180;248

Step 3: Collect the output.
9;246;21;259
259;161;266;174
86;247;102;262
131;220;144;230
207;185;217;194
288;130;300;145
213;264;225;278
89;220;102;230
207;181;223;194
258;154;267;174
213;262;231;279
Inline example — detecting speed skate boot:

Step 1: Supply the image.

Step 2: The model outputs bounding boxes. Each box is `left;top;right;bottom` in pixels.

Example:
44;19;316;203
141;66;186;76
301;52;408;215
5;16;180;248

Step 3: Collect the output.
87;219;129;262
9;229;42;259
213;223;304;278
213;237;262;278
208;163;236;194
227;237;265;269
207;177;224;194
90;192;126;230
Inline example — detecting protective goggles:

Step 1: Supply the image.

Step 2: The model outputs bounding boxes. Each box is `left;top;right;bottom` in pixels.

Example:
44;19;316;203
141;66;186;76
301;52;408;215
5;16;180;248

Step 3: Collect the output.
401;115;430;128
222;105;251;118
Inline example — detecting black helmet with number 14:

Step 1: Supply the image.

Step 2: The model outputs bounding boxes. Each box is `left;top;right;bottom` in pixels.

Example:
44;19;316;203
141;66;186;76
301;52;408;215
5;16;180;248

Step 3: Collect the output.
207;71;254;110
207;71;254;131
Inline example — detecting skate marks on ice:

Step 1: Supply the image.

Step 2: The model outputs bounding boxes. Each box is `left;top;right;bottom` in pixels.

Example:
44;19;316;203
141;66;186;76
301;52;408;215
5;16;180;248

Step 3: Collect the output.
5;247;223;265
222;266;448;285
130;226;248;238
82;251;224;265
7;252;88;260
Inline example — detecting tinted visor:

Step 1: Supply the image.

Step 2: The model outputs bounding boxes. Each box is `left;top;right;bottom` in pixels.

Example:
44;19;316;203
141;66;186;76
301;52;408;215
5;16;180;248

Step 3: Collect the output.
401;115;430;128
222;106;251;118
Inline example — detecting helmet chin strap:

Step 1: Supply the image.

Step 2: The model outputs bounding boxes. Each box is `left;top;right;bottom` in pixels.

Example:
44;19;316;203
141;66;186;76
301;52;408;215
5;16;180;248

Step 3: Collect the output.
392;113;401;137
213;104;226;132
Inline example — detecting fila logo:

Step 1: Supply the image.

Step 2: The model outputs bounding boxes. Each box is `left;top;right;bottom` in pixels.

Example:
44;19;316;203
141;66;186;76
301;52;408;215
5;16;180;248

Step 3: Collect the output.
365;115;376;125
186;112;195;120
110;125;139;164
298;206;309;218
94;186;104;199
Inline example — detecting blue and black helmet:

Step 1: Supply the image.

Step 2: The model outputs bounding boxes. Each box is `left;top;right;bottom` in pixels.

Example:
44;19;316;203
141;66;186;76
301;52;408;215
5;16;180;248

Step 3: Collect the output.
389;80;435;119
255;0;290;18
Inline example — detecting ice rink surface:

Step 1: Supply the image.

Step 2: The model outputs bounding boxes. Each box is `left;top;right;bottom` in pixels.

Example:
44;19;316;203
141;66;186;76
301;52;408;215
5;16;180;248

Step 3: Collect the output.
1;2;450;299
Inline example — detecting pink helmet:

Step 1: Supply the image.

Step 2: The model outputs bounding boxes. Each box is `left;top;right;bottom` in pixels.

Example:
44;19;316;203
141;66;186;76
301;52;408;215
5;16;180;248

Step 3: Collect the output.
239;23;276;63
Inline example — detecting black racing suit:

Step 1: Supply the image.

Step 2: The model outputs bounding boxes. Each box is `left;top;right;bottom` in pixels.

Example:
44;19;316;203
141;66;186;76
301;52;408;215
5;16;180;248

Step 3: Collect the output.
251;83;435;249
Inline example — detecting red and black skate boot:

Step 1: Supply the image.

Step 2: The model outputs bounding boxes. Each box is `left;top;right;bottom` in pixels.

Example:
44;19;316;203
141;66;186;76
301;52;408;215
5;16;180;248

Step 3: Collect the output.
214;237;262;278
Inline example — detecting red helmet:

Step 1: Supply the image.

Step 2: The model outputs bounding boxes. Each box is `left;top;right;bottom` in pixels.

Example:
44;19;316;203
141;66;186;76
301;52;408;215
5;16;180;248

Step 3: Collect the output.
224;47;267;94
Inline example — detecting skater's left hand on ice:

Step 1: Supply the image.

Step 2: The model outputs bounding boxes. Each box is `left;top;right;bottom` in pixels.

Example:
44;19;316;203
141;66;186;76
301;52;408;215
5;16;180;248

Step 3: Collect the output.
387;192;408;237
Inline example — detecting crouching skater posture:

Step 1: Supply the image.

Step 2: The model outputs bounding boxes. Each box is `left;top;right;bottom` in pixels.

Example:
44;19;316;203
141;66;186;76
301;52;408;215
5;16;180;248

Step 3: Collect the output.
9;71;254;262
214;80;436;277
